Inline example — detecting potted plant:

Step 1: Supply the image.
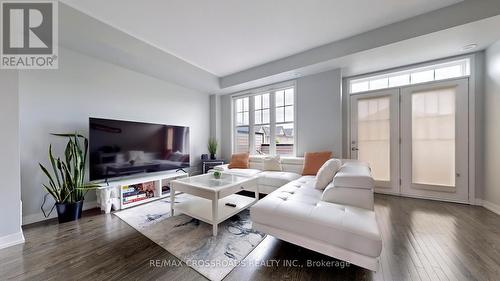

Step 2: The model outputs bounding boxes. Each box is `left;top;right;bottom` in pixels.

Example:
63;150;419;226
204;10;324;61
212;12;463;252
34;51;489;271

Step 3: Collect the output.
39;133;99;223
208;137;218;160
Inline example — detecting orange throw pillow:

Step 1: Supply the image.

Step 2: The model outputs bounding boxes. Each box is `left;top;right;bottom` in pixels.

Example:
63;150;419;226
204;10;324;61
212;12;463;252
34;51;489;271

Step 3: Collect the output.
228;153;250;169
302;151;332;175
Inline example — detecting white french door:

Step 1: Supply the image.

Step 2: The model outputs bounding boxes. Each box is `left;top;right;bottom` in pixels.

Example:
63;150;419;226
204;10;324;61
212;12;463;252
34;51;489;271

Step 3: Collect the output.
350;89;400;194
400;79;468;202
350;78;469;203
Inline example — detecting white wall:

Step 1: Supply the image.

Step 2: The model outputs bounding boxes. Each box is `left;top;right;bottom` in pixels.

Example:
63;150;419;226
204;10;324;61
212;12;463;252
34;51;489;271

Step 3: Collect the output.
483;40;500;211
219;69;342;160
19;48;210;224
0;70;24;249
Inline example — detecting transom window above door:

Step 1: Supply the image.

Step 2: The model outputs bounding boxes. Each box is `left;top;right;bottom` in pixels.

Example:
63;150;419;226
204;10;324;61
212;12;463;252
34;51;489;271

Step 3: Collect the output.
349;58;470;94
233;84;296;156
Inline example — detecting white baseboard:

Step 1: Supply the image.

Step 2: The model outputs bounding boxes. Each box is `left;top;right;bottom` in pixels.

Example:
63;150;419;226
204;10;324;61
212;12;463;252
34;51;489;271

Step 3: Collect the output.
374;191;469;205
22;200;98;225
477;199;500;215
0;231;25;250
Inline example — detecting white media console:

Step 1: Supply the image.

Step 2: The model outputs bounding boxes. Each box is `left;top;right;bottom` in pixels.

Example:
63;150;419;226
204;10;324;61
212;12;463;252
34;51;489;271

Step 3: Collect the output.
95;171;188;213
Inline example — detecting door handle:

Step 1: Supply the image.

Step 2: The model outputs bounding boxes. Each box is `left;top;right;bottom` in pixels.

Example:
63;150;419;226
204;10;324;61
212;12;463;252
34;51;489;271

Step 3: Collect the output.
351;147;359;151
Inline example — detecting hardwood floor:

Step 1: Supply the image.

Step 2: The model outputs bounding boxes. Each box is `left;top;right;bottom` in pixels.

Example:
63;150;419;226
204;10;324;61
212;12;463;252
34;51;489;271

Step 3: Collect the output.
1;194;500;281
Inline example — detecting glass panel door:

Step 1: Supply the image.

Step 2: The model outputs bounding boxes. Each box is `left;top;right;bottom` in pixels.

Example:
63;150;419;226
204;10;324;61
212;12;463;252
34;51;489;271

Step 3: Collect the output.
411;88;456;186
401;78;468;202
358;96;391;181
350;89;400;194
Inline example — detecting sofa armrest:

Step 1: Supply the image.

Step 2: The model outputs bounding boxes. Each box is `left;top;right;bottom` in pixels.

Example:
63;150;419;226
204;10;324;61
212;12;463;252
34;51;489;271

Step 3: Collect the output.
333;165;374;189
213;164;229;171
321;183;374;210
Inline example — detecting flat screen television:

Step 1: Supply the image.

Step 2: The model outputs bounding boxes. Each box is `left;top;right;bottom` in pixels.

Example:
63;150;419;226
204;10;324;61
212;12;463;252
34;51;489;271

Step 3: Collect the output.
89;118;190;181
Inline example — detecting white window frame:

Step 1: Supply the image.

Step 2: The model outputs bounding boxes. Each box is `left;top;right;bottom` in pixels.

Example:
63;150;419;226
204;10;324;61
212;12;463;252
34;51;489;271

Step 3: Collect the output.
348;57;471;94
232;81;297;156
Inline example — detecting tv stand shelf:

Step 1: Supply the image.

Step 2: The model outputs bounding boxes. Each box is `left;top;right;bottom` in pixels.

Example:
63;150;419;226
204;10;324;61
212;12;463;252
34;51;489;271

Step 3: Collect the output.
95;171;188;213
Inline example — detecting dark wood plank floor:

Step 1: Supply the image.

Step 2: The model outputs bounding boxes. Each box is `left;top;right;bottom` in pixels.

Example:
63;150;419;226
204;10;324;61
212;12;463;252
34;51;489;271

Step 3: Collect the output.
1;194;500;281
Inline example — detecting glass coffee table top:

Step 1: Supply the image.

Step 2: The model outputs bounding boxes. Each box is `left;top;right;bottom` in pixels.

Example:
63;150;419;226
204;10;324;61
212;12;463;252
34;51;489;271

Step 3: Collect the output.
174;173;251;188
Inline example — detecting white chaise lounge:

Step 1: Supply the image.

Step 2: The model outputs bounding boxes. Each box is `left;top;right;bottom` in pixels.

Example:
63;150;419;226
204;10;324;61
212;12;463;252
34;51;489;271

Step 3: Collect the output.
215;156;382;271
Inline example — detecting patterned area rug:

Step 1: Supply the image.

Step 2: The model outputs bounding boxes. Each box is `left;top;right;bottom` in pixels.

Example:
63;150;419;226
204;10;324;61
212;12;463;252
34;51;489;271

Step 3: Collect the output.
114;194;266;281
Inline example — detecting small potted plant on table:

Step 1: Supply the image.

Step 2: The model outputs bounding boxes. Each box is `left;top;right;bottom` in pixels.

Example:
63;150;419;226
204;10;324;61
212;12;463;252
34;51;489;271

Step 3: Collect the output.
39;133;99;223
213;170;221;179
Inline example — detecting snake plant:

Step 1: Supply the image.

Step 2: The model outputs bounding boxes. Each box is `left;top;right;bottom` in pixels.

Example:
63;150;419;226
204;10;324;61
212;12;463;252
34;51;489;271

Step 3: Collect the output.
208;137;218;155
39;133;99;204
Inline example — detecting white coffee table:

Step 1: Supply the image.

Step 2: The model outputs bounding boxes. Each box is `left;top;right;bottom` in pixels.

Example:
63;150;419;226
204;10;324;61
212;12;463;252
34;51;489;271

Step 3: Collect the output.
170;173;258;236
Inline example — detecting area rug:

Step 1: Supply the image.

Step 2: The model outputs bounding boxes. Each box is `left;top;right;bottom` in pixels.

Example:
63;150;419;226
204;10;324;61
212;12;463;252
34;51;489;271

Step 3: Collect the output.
114;194;266;281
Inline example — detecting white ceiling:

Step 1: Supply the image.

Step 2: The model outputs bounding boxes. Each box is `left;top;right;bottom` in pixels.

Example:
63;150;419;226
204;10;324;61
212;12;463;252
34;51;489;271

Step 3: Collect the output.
61;0;462;76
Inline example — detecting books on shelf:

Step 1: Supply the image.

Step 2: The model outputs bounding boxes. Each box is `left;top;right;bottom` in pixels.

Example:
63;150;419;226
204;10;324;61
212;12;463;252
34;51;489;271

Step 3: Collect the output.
122;181;156;204
122;191;149;205
123;193;147;203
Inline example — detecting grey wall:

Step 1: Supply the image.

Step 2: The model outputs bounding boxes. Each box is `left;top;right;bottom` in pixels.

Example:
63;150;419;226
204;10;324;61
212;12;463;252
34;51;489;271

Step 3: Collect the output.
19;47;210;224
220;94;233;161
0;71;23;246
483;40;500;207
295;69;342;156
219;69;342;159
474;52;486;201
209;95;222;148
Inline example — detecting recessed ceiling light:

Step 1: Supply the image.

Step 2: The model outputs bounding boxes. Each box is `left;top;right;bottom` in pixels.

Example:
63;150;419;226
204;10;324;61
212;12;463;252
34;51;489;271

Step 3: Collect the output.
462;44;477;51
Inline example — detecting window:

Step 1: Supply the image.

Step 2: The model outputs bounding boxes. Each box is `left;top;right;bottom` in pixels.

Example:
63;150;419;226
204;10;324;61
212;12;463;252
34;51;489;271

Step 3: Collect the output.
233;85;295;156
234;97;249;153
349;58;470;94
254;93;270;154
274;88;294;156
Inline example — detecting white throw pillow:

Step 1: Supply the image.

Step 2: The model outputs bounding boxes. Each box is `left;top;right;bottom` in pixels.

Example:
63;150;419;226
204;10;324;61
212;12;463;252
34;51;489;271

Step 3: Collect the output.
263;155;282;171
314;159;342;190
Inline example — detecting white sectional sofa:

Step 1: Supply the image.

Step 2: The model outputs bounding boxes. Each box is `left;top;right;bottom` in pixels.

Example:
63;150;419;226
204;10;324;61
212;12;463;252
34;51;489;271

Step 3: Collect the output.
214;156;382;271
214;156;303;194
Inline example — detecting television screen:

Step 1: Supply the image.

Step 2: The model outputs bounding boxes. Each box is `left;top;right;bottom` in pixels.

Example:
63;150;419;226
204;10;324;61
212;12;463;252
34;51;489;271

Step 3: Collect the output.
89;118;189;181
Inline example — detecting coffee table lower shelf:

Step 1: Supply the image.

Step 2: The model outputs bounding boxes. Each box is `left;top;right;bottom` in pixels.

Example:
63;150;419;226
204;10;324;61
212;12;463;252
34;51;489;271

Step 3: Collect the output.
172;194;256;235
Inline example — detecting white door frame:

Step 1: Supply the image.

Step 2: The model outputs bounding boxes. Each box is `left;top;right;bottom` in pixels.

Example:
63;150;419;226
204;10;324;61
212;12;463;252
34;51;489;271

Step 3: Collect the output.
345;54;479;205
350;89;400;194
348;78;471;203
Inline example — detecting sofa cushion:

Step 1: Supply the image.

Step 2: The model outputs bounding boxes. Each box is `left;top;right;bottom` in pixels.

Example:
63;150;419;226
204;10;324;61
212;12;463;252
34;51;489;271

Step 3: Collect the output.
222;168;261;177
302;151;332;175
315;159;342;190
333;164;374;189
257;171;301;187
251;176;382;258
228;153;249;169
263;155;282;171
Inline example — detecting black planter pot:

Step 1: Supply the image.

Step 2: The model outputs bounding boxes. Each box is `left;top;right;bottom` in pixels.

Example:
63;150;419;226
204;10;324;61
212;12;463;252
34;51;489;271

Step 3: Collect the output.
56;200;83;223
210;153;216;160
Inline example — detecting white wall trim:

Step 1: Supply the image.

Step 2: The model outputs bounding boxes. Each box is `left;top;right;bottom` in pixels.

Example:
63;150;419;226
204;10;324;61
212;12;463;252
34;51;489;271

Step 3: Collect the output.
477;199;500;216
230;80;296;98
22;200;98;225
0;231;25;250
